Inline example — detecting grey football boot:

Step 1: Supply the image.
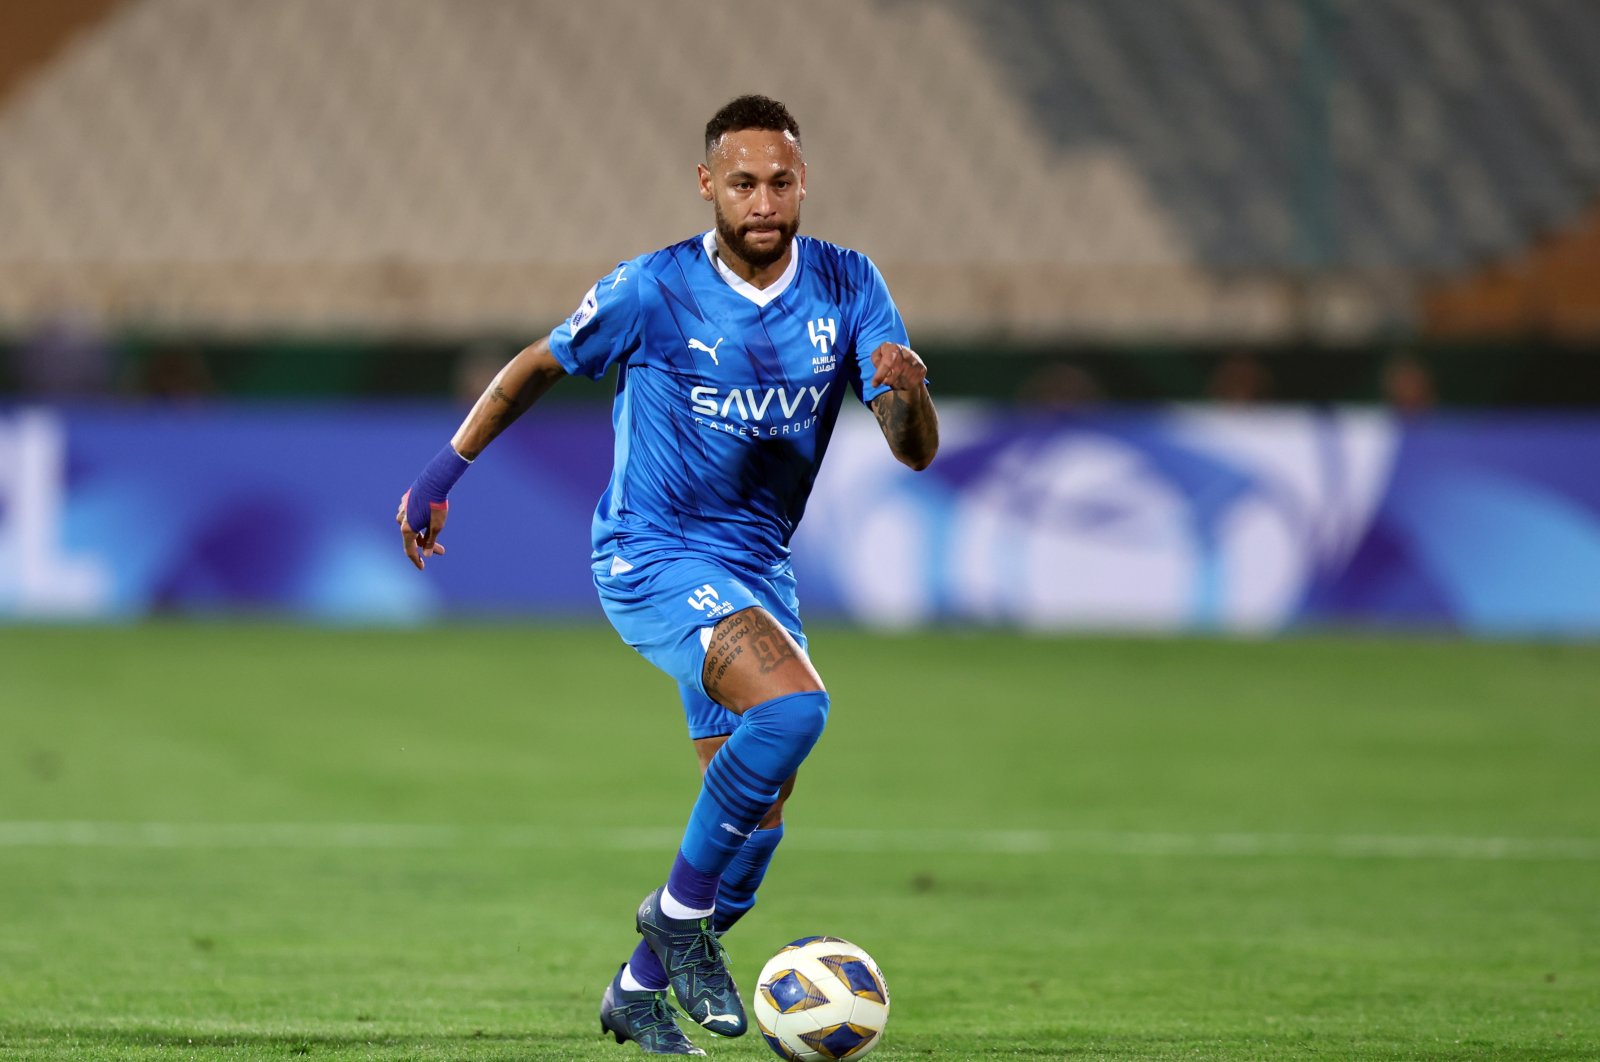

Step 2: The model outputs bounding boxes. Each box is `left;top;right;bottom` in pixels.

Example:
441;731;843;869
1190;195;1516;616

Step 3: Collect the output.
599;965;705;1056
635;886;748;1038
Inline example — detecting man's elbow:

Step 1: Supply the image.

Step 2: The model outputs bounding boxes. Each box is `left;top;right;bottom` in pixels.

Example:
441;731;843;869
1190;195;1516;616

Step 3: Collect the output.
897;444;937;472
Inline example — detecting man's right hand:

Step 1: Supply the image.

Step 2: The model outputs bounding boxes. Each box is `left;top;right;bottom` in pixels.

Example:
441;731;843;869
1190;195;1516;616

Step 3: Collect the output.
397;444;471;570
397;489;449;570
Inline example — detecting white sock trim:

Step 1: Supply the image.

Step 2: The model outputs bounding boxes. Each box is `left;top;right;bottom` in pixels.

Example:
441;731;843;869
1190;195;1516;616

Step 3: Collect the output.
620;965;651;992
661;886;715;920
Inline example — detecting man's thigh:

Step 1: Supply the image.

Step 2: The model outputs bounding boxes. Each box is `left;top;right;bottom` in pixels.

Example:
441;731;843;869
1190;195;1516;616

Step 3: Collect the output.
699;605;823;711
595;552;811;711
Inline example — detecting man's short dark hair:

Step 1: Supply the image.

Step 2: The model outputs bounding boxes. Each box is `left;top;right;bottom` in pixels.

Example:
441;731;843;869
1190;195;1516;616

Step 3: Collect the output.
704;95;801;155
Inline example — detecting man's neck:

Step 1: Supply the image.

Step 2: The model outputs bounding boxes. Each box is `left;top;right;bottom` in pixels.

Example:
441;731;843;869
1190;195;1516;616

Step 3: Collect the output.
714;234;791;290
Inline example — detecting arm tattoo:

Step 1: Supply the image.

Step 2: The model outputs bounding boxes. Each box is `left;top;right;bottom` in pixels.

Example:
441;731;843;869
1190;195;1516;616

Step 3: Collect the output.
480;381;537;439
873;392;910;439
454;347;565;460
477;384;518;440
872;390;938;469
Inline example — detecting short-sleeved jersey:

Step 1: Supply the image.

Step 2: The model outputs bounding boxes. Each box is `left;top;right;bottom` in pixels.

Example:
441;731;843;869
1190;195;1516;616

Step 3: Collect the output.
548;231;909;569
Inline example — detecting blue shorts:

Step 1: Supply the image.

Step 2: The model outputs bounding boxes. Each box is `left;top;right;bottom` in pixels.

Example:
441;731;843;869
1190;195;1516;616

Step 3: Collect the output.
592;549;809;740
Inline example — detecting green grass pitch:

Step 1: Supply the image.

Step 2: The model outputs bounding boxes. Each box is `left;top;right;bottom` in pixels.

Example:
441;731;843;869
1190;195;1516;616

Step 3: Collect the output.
2;624;1597;1060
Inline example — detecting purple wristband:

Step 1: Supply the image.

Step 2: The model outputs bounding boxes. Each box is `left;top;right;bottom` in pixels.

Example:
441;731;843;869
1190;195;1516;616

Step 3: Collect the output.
405;444;470;531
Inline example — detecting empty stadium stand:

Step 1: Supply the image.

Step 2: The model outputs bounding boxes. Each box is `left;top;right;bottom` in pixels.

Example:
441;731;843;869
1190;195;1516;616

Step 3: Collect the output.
964;0;1600;272
0;0;1596;342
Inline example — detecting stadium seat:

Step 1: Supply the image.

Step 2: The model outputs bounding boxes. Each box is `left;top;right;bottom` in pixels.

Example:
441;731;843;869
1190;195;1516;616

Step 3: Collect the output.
0;0;1597;340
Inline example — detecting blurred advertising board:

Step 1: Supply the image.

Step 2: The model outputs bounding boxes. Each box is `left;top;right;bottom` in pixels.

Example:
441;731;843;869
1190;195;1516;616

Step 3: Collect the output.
3;404;1597;636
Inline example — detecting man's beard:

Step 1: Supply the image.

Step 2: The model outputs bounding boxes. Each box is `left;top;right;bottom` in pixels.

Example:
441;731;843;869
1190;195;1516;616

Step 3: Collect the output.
714;200;799;270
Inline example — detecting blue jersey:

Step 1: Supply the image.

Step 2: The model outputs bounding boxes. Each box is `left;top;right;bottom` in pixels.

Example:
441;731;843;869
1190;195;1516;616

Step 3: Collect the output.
548;231;909;568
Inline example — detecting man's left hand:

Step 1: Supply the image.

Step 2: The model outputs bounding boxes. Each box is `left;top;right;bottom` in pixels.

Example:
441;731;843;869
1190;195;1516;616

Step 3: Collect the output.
870;342;927;393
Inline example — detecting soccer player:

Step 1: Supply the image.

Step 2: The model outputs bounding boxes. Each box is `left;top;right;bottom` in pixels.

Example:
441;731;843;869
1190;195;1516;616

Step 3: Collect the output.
397;95;938;1055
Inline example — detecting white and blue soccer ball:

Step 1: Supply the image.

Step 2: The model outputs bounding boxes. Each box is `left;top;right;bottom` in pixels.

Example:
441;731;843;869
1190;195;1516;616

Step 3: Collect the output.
752;936;890;1061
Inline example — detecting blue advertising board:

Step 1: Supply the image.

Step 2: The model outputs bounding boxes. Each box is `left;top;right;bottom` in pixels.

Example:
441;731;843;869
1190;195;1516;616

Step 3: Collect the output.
3;404;1598;636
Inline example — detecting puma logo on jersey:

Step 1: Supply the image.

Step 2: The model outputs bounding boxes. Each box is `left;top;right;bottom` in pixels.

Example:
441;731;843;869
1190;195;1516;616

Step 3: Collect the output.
687;337;726;365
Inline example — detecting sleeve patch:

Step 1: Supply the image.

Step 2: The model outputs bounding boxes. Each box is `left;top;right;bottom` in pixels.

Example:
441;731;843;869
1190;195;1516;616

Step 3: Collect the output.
568;284;600;335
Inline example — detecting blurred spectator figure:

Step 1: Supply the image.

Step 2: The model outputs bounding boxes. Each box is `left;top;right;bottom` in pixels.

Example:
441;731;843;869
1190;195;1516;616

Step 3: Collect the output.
10;308;116;397
1021;361;1103;409
135;343;216;401
454;341;512;405
1206;350;1273;404
1382;351;1435;415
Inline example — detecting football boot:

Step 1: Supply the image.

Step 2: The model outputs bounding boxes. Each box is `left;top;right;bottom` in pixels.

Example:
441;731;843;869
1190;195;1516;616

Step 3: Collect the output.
635;886;748;1037
599;965;705;1056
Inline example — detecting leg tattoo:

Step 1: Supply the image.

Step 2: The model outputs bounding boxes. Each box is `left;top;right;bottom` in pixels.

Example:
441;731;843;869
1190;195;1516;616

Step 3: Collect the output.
702;608;799;697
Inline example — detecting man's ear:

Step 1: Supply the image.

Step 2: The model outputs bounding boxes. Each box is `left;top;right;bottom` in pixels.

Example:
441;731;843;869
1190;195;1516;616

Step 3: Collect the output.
698;163;714;202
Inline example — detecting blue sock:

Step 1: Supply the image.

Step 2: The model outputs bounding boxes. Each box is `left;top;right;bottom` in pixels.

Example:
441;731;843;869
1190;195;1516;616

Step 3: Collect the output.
666;850;719;912
713;823;784;935
625;938;668;991
676;691;828;881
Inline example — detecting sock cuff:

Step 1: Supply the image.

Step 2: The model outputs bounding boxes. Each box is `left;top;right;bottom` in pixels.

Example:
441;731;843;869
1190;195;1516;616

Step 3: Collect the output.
624;941;667;991
742;689;830;735
747;689;830;711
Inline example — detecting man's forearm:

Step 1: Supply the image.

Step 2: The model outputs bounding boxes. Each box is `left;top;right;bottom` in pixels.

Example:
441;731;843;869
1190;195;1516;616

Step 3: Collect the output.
872;386;939;471
451;338;567;460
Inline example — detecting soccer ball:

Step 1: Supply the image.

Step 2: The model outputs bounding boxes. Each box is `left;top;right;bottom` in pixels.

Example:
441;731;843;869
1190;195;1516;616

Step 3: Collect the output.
752;936;890;1061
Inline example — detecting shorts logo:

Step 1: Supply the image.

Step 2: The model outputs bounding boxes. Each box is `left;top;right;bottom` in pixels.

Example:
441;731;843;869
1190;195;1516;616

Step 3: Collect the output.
687;583;734;617
807;317;837;354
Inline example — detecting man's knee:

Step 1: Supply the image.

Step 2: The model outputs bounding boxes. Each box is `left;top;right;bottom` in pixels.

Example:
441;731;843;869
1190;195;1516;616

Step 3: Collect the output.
748;689;829;746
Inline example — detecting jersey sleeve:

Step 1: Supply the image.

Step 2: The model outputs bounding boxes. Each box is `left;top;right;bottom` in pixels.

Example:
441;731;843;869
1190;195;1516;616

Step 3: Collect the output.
547;262;643;380
849;255;910;406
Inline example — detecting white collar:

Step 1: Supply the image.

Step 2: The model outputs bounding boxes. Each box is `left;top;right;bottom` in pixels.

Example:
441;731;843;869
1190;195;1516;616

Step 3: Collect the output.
701;230;799;308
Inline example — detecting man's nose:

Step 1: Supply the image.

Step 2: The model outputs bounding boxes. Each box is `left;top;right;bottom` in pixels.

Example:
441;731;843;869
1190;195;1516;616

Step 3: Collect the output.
752;184;774;215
